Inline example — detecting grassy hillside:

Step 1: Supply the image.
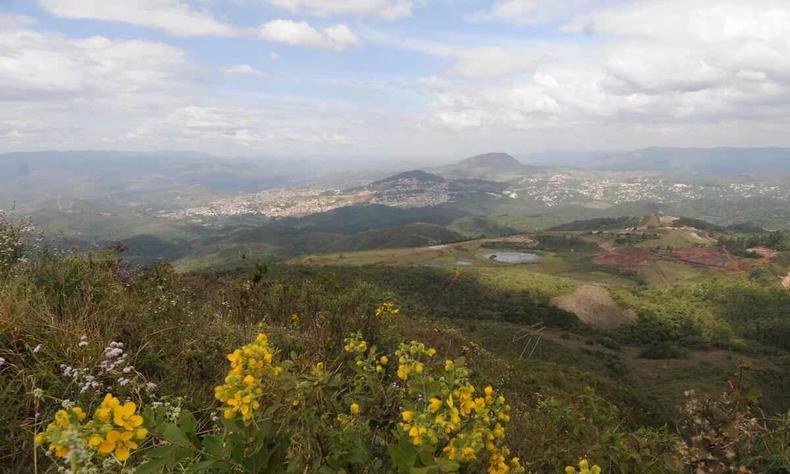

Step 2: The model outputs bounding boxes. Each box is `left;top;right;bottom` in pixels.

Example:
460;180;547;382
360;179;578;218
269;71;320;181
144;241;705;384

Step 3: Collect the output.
2;216;790;473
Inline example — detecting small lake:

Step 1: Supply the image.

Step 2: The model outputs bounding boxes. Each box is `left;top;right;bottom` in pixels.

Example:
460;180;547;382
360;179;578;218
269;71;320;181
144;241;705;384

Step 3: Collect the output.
483;252;541;264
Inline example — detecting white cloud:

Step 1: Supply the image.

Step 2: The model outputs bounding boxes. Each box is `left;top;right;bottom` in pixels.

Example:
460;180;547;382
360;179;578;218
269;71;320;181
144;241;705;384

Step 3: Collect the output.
433;0;790;139
451;47;540;78
258;20;358;50
223;64;265;75
36;0;237;37
467;0;598;25
266;0;415;20
0;20;370;154
0;22;190;98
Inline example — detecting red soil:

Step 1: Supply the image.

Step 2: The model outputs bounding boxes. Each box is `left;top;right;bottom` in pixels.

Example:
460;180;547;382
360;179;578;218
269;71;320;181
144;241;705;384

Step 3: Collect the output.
593;247;651;267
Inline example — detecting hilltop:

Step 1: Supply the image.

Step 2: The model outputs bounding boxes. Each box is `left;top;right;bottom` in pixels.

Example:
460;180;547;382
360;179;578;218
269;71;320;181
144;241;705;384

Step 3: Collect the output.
434;152;534;180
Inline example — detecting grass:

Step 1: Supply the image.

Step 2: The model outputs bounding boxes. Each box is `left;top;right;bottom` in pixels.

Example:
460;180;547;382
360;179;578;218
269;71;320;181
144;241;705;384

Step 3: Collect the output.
634;229;713;249
3;214;789;472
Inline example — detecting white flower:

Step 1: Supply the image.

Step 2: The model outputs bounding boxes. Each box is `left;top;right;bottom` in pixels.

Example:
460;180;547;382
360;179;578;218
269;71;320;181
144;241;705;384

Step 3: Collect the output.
0;357;5;367
32;344;42;353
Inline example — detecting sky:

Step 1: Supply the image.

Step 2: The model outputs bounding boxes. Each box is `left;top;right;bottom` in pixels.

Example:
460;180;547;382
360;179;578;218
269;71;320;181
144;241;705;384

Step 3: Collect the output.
1;0;790;160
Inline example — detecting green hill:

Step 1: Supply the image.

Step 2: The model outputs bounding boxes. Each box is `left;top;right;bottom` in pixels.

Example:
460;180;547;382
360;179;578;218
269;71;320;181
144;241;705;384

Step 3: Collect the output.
2;216;790;473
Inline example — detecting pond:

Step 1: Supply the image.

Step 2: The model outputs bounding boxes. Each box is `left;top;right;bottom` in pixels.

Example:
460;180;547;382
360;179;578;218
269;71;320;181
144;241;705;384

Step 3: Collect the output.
483;252;541;264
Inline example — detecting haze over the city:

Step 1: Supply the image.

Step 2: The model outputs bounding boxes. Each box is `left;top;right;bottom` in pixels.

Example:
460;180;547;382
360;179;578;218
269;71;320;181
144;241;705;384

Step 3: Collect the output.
2;0;790;160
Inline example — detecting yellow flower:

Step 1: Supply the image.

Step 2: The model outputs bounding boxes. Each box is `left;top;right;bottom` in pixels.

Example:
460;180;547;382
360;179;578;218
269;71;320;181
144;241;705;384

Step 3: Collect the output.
445;359;454;370
113;401;144;431
375;301;400;318
402;410;414;422
350;403;360;415
52;445;69;459
461;447;476;461
99;430;138;462
397;365;409;380
485;385;494;396
429;398;442;412
215;332;279;423
379;355;389;365
96;393;121;423
426;348;437;357
34;433;47;445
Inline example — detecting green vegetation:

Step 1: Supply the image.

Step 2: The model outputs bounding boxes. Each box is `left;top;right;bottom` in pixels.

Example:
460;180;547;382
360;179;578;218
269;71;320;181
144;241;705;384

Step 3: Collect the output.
719;230;790;254
447;217;517;238
2;214;790;473
548;217;641;232
534;234;599;252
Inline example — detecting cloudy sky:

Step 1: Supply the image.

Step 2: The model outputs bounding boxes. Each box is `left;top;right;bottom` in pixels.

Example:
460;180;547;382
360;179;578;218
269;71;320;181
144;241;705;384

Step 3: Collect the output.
1;0;789;159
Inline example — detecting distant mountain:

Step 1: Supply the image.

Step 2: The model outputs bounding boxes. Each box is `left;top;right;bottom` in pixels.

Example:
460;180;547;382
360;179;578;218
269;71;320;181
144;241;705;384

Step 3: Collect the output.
370;170;445;187
435;152;535;180
590;147;790;176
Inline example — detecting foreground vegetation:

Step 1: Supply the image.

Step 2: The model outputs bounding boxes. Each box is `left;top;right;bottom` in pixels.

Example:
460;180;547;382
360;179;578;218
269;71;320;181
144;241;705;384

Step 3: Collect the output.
2;216;790;473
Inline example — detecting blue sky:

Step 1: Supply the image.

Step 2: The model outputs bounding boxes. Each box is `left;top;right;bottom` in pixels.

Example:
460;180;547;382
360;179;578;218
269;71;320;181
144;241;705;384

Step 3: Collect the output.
1;0;789;160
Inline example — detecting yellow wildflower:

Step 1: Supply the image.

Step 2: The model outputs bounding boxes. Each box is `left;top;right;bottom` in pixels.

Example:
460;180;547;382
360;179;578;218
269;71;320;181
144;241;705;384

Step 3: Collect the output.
113;401;144;431
98;430;138;462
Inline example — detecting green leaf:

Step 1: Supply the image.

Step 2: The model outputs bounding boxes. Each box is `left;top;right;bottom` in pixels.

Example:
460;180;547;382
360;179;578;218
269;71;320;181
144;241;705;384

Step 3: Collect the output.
185;459;219;473
388;436;417;469
436;457;460;473
144;446;175;459
179;410;198;437
162;423;195;448
136;456;172;474
417;448;437;467
202;434;224;459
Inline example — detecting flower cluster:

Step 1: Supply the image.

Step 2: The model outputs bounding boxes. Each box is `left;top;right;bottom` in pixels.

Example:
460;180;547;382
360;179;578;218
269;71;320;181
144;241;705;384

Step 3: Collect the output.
564;458;602;474
59;340;143;394
375;301;400;319
90;394;147;461
343;332;368;355
394;341;435;381
35;406;87;459
35;393;148;464
395;342;524;474
0;213;35;271
344;331;392;376
214;332;281;423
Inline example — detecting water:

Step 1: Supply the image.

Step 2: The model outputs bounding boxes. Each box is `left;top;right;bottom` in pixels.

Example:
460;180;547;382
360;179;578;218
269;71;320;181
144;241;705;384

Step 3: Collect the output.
483;252;541;264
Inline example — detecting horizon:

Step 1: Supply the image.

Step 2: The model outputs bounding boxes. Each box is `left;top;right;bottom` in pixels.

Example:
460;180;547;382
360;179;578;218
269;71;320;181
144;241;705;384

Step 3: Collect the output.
2;1;790;159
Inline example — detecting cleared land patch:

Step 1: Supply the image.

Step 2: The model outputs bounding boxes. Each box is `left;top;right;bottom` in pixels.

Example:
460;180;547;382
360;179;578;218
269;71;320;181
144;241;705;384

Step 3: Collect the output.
551;285;637;329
